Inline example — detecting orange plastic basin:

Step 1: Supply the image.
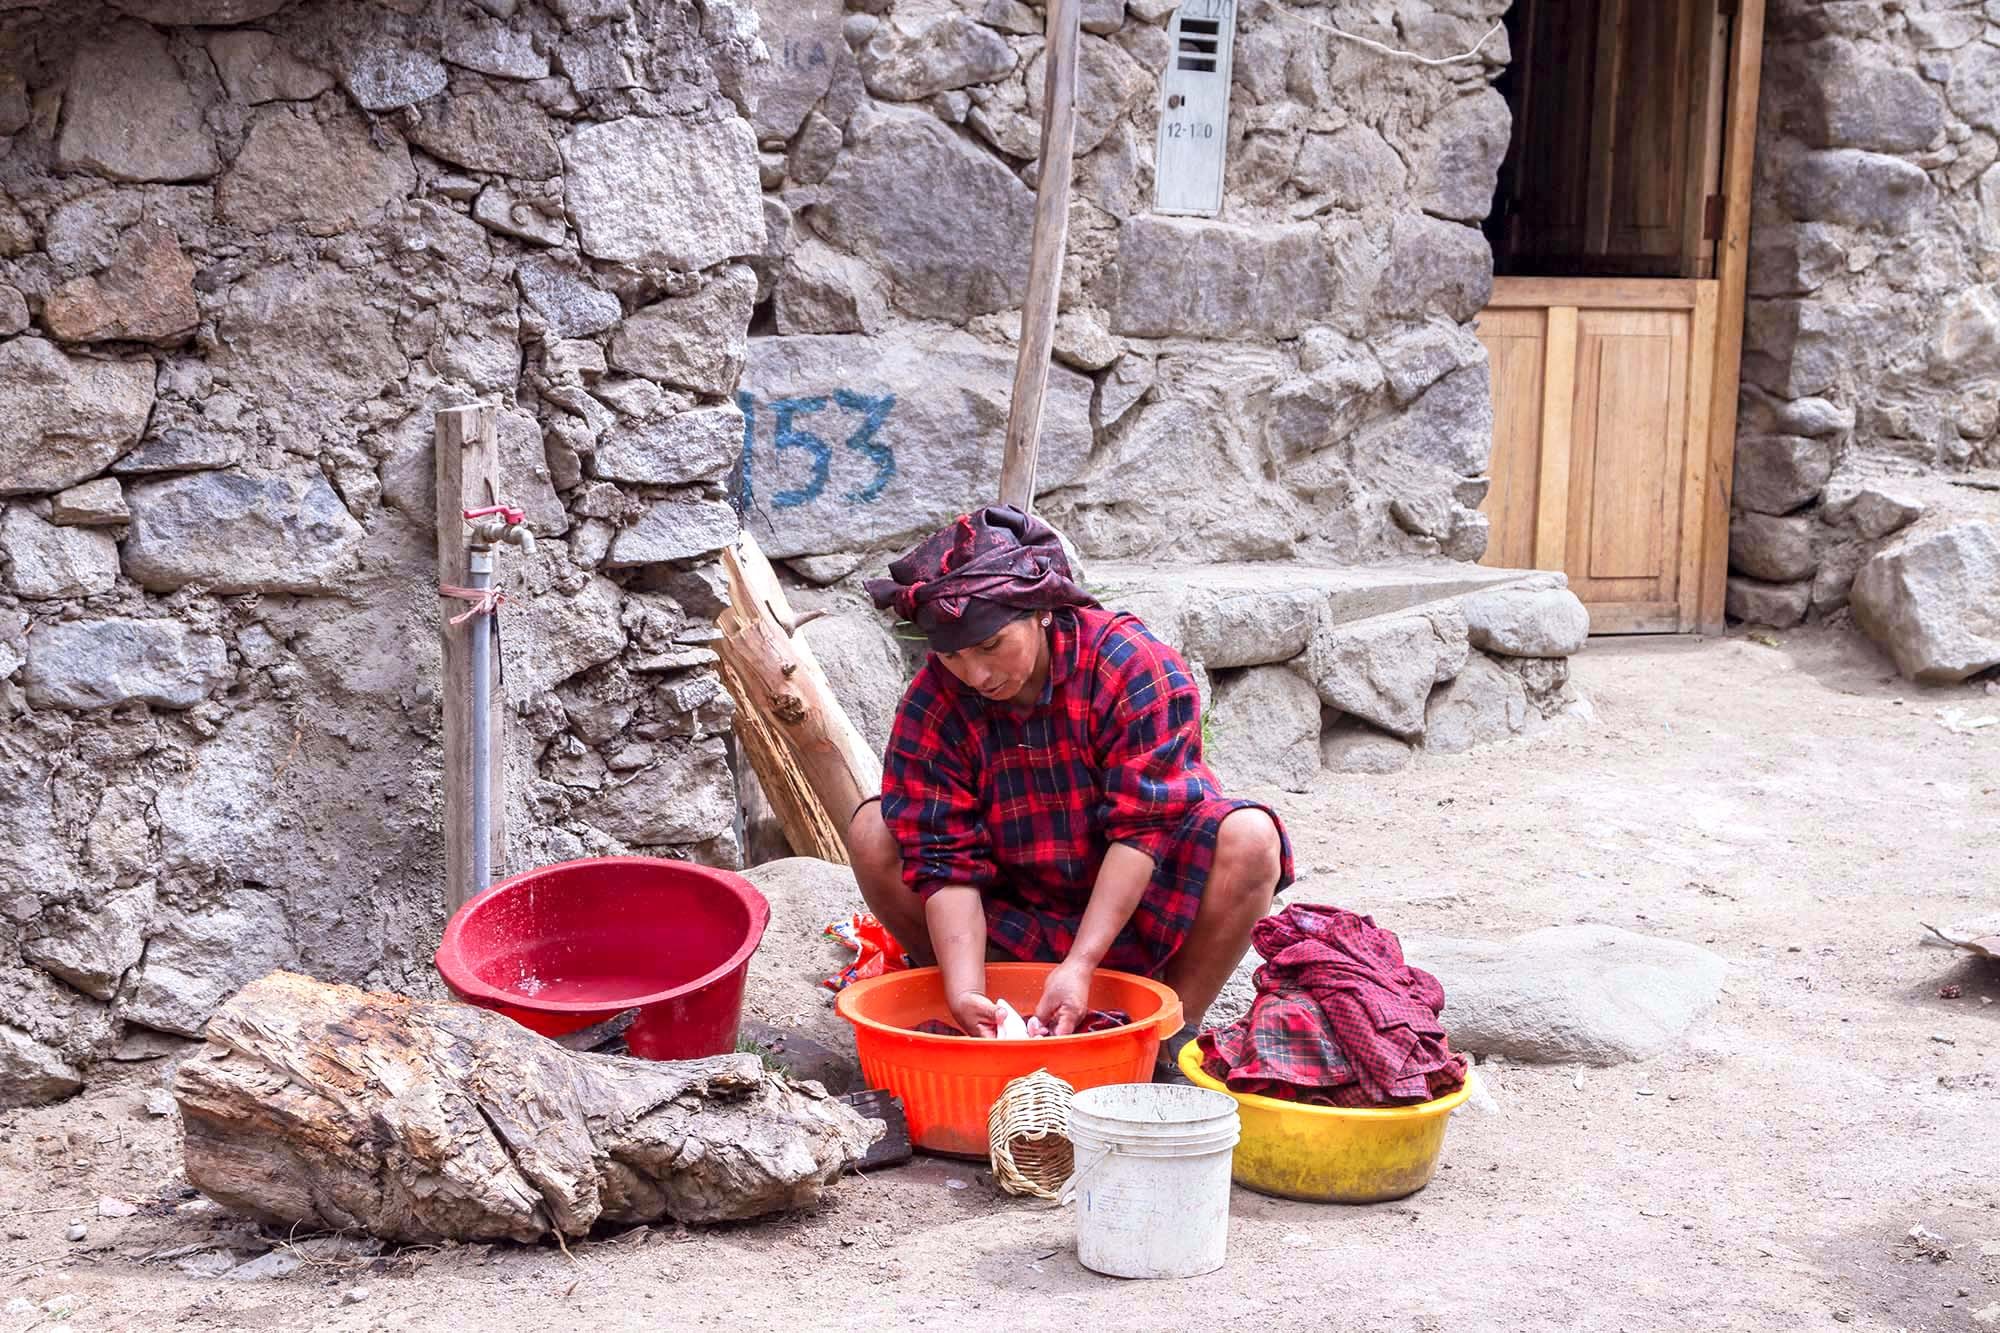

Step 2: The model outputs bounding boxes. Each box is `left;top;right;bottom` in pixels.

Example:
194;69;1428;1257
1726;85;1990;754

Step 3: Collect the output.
834;962;1184;1157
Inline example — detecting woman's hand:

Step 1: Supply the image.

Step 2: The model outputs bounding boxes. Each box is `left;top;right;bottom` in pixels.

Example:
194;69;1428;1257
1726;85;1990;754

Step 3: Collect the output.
948;991;1002;1039
1035;959;1095;1037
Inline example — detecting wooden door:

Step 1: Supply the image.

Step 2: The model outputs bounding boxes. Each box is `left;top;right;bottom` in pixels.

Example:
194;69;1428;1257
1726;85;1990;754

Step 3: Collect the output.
1494;0;1731;279
1478;279;1719;633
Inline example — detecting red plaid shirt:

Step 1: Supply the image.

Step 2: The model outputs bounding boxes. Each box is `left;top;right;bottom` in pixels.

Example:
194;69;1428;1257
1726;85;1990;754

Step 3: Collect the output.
881;607;1221;956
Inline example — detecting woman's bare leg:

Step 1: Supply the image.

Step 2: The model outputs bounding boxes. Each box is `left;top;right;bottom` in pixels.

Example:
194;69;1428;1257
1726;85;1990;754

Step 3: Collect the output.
844;800;936;965
1162;808;1284;1029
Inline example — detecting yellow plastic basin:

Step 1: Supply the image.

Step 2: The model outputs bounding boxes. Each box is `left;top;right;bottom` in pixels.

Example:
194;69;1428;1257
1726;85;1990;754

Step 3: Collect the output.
1178;1042;1471;1203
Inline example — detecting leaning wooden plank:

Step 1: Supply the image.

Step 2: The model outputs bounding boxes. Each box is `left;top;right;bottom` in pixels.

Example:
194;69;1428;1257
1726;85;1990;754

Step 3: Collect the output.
173;972;878;1243
715;533;883;863
997;0;1080;511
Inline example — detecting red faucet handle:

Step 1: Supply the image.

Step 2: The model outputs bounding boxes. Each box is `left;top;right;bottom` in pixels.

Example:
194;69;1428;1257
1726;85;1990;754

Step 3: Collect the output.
463;503;527;525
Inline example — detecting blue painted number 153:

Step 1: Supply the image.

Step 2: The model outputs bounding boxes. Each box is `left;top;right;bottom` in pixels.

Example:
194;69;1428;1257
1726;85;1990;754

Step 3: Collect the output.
737;389;898;510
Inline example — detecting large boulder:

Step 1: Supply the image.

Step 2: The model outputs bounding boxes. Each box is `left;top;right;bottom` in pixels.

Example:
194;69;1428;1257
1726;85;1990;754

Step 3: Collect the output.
1787;47;1943;152
745;0;840;140
404;90;562;178
811;105;1032;322
1459;586;1589;658
1850;520;2000;682
1413;88;1511;222
1205;666;1323;793
124;471;365;594
1725;576;1811;629
0;1027;83;1106
799;612;908;754
23;883;155;1002
1728;511;1817;583
56;23;218;182
122;890;299;1037
1731;434;1834;515
561;116;764;273
1404;924;1729;1065
857;12;1015;101
22;617;230;710
1780;150;1936;231
1301;603;1470;740
740;334;1092;558
0;339;155;496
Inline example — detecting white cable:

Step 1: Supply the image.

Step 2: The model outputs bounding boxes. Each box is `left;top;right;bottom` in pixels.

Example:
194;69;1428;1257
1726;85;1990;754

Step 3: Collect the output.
1248;0;1506;67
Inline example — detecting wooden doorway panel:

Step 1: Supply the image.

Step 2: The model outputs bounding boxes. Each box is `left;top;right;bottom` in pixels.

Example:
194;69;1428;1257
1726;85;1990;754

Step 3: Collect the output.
1478;279;1718;633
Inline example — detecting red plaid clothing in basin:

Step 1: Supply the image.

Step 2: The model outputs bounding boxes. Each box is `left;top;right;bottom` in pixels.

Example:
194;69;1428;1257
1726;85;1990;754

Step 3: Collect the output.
879;606;1294;978
1198;905;1466;1106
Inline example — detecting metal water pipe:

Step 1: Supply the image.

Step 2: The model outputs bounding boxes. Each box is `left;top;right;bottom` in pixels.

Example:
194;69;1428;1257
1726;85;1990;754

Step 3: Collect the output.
461;503;534;894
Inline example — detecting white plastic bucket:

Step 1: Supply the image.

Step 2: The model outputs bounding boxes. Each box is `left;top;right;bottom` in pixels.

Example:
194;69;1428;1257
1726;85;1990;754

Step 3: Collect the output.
1063;1082;1241;1279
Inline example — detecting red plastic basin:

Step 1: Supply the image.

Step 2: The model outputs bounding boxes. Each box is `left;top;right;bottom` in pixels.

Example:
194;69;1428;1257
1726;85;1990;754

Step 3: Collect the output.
435;856;770;1061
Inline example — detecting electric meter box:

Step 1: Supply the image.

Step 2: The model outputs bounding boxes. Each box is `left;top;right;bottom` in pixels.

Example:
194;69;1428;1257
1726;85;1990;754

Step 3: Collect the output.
1153;0;1238;217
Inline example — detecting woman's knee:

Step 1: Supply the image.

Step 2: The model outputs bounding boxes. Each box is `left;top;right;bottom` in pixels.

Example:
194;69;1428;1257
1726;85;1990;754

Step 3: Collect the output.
846;801;901;888
1214;809;1282;888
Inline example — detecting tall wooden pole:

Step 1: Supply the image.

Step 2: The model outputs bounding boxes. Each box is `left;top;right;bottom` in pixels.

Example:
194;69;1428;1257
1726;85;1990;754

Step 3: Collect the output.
436;404;505;914
997;0;1081;512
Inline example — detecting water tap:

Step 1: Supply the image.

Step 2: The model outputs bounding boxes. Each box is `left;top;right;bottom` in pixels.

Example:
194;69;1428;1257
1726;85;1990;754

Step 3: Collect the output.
463;504;537;555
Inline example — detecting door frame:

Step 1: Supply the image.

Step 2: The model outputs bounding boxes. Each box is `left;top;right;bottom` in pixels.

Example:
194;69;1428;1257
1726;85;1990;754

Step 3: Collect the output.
1694;0;1766;633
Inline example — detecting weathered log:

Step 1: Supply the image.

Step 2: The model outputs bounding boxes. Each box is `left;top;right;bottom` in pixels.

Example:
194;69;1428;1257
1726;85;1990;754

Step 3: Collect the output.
173;972;878;1243
715;532;883;863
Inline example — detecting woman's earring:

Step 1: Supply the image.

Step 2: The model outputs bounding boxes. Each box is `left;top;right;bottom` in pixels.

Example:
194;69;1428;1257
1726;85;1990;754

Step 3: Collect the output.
1042;616;1051;627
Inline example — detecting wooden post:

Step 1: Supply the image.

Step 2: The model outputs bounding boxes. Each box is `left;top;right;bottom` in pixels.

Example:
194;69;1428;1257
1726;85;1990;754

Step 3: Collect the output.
997;0;1081;512
715;534;882;863
435;404;505;915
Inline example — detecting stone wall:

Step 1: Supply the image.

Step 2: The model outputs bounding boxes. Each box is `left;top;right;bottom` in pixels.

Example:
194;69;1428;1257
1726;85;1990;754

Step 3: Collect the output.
1733;0;2000;678
0;0;768;1104
739;0;1513;580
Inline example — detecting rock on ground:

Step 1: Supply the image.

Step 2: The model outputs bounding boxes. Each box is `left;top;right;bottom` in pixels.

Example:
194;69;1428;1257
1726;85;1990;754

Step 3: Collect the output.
1850;520;2000;682
0;1025;83;1105
1205;665;1323;793
1726;576;1811;629
1402;924;1729;1065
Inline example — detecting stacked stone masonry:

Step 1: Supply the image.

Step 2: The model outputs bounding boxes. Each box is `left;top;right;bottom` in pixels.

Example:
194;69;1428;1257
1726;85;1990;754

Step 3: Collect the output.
740;0;1513;575
0;0;770;1104
1735;0;2000;681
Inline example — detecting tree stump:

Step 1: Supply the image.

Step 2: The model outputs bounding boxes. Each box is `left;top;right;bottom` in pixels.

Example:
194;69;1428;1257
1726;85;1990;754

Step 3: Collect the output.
173;972;879;1243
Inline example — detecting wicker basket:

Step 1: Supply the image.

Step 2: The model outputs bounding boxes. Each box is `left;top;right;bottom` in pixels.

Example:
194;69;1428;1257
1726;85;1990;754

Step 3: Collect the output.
987;1069;1077;1200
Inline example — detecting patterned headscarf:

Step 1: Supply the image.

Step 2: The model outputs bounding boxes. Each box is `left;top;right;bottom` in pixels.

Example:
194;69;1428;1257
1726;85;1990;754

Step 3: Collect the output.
866;506;1098;652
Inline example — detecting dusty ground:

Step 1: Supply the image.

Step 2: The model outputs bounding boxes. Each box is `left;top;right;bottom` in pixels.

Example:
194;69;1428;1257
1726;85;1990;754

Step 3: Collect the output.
3;627;1997;1333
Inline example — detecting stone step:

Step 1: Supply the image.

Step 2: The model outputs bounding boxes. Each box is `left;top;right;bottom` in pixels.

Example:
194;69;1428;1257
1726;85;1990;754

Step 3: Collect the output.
1090;558;1569;670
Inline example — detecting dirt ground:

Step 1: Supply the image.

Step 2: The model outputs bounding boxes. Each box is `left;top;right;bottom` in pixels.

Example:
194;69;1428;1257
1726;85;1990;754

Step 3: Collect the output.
3;627;1997;1333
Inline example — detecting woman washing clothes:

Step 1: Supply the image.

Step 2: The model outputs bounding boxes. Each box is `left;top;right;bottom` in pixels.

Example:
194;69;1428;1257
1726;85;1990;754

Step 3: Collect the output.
845;505;1293;1074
